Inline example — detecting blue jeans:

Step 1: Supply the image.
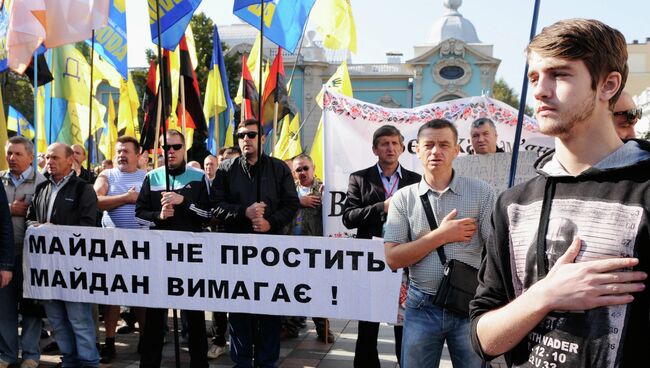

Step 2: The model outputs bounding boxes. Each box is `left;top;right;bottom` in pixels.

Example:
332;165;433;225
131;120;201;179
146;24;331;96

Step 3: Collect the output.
229;313;281;368
0;255;41;364
401;286;482;368
43;300;99;367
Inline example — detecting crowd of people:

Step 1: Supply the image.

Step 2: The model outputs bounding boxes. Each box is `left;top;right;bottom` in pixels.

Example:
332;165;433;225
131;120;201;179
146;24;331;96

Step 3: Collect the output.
0;18;648;368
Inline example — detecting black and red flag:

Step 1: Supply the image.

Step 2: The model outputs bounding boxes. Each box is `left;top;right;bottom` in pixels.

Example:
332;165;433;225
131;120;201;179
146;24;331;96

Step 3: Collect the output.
140;54;172;152
241;54;259;121
176;35;207;136
261;47;295;126
24;53;54;86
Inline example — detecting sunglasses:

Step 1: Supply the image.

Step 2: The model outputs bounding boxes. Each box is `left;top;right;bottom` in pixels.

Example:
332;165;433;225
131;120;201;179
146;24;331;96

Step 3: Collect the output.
237;131;258;140
295;165;310;173
162;144;183;151
613;108;642;123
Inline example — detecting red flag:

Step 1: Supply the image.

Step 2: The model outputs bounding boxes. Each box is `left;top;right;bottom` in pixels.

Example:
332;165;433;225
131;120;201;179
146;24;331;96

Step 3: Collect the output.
177;36;207;135
261;47;294;125
241;54;259;121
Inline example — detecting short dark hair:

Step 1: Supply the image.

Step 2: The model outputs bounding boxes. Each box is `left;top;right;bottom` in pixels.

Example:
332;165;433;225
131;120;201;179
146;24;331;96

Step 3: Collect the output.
471;117;496;131
6;136;34;155
217;147;227;155
372;125;404;148
417;119;458;142
526;19;628;110
227;146;242;155
116;135;140;153
238;119;260;130
162;129;185;145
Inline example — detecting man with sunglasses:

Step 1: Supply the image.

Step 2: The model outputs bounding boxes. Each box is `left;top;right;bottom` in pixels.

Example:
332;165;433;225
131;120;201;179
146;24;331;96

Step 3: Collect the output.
135;129;212;368
612;91;642;140
211;119;299;367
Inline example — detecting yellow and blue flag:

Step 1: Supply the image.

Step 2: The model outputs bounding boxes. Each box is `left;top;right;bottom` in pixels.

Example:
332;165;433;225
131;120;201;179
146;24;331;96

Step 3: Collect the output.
8;106;35;140
233;0;316;54
204;25;234;154
89;0;128;80
0;4;9;72
149;0;201;51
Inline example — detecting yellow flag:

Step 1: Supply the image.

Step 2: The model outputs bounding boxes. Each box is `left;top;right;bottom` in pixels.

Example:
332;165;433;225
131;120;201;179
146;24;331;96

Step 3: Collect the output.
274;113;302;160
311;61;353;180
93;52;122;89
235;34;263;106
315;61;353;108
311;0;357;53
100;93;117;159
117;73;140;139
309;120;324;180
0;87;7;171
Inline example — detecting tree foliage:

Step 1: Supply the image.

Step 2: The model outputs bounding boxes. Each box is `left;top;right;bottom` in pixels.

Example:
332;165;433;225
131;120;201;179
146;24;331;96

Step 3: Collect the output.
492;78;534;116
2;72;35;127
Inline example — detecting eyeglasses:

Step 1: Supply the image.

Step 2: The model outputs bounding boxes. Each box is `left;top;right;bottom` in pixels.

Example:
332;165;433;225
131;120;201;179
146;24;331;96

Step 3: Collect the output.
613;108;642;123
295;165;310;173
162;144;183;151
237;131;258;140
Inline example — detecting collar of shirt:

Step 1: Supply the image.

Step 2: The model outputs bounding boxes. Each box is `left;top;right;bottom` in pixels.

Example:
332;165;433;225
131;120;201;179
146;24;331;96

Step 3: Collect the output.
377;163;403;198
9;166;33;187
416;170;460;197
49;170;75;189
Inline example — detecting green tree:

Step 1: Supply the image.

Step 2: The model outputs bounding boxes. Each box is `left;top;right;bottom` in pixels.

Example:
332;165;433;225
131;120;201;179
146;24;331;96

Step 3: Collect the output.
3;72;37;128
492;78;534;116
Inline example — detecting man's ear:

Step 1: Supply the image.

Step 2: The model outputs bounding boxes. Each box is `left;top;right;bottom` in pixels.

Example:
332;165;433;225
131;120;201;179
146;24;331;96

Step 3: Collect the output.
600;71;622;103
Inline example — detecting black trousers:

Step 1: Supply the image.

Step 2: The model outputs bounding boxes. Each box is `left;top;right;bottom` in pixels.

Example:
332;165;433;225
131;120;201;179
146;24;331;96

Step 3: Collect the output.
353;321;403;368
210;311;228;346
139;308;208;368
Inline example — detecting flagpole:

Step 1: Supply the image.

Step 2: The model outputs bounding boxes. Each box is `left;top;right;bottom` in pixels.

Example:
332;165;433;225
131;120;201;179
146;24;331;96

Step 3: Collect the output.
33;52;38;169
87;30;95;173
48;50;54;147
256;0;265;202
180;75;188;162
278;104;317;159
153;90;162;168
272;102;278;155
154;1;180;367
287;14;310;86
507;0;541;188
213;65;220;151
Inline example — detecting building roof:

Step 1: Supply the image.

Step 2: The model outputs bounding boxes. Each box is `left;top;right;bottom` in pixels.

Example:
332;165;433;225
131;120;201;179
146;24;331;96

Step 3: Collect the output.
429;0;480;44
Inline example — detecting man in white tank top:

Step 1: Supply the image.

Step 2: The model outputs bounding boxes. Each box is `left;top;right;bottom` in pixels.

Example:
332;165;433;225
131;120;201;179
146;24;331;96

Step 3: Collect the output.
93;136;147;363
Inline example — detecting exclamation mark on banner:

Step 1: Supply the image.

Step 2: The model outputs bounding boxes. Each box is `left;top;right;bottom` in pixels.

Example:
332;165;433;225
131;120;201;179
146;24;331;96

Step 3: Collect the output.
331;286;338;305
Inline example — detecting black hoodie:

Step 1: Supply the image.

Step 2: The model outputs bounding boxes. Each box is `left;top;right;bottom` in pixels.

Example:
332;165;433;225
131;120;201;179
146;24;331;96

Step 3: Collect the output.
470;140;650;368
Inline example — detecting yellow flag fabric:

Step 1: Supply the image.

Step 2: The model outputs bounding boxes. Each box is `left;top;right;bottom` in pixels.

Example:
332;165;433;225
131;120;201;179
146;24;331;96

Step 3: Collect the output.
100;93;117;159
312;61;353;180
311;0;357;53
7;107;35;140
309;120;324;180
93;52;122;88
117;73;140;139
36;86;47;154
51;45;107;146
315;61;353;108
274;113;302;160
0;87;7;171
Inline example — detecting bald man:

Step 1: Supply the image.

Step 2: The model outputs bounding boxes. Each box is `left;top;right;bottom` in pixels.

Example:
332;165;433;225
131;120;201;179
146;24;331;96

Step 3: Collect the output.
613;91;642;140
26;143;100;367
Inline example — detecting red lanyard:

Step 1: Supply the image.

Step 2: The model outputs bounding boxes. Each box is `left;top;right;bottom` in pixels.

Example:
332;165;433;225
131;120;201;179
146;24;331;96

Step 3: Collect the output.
383;176;399;198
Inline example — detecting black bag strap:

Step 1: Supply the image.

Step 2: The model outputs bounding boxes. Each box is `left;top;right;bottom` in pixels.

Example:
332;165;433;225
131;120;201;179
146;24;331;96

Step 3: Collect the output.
419;193;447;265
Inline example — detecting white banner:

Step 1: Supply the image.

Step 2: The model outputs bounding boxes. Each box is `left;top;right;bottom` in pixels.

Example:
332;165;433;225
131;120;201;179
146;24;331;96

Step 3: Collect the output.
24;225;400;323
322;90;554;237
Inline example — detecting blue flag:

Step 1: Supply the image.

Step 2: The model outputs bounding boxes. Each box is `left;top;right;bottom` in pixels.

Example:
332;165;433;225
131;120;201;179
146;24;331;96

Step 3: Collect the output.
88;0;128;79
205;25;235;154
233;0;316;54
8;106;35;140
149;0;202;51
0;6;9;73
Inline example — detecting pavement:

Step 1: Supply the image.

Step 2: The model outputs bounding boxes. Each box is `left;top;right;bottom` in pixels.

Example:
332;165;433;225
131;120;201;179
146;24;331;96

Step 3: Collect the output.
36;312;457;368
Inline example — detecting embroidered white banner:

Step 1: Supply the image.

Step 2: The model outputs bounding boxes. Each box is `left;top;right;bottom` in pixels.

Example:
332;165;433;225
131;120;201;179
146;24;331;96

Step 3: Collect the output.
322;90;554;237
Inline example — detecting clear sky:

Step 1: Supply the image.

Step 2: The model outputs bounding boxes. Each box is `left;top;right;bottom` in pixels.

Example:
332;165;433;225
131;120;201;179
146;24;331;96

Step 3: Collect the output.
127;0;649;100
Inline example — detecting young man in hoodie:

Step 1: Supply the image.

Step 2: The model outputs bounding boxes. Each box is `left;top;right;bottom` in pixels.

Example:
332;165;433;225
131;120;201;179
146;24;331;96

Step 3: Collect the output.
470;19;649;368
